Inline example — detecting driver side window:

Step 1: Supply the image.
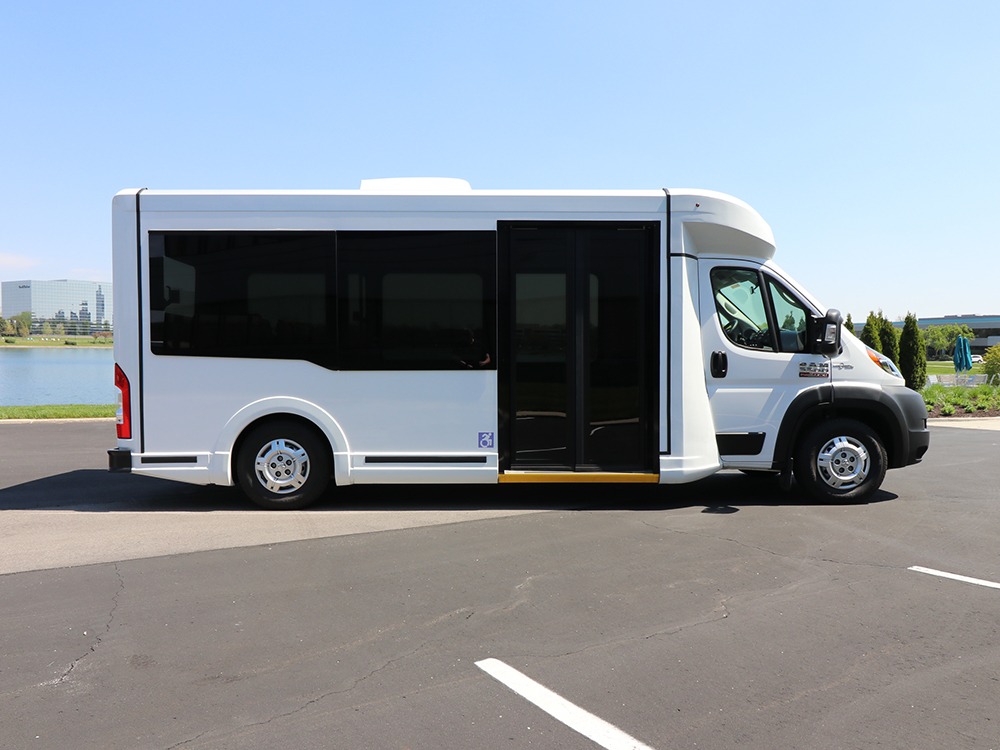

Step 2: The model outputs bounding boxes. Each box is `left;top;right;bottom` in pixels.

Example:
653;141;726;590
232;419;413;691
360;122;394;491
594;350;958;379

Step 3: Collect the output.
710;268;774;351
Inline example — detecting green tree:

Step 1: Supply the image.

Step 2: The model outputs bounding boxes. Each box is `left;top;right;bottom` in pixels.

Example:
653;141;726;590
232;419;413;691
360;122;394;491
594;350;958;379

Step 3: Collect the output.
877;311;900;365
13;311;32;337
860;311;881;352
898;312;927;391
983;344;1000;384
922;324;975;358
844;313;854;336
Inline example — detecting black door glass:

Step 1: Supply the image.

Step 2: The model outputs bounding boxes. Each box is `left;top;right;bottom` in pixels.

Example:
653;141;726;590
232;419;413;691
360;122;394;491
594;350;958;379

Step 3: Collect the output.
584;228;644;467
505;224;656;471
510;229;573;467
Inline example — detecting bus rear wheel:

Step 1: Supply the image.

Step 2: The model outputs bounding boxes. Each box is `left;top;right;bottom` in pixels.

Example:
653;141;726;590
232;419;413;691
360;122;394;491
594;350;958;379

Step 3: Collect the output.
236;420;331;510
793;418;887;503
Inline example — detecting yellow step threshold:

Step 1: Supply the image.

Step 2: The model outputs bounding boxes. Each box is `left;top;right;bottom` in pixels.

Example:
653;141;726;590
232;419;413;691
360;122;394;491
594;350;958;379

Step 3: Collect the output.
499;472;659;484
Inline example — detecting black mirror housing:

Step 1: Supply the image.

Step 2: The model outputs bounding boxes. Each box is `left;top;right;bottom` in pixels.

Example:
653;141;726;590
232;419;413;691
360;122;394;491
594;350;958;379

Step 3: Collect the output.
810;308;843;357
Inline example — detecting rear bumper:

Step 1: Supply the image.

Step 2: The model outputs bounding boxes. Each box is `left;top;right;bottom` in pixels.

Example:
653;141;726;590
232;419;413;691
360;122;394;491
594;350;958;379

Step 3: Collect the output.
108;448;132;473
108;449;230;485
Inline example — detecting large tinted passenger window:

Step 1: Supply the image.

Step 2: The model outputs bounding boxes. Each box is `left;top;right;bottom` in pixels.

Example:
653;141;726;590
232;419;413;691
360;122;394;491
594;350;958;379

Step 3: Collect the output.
149;232;336;366
150;229;497;371
337;231;496;370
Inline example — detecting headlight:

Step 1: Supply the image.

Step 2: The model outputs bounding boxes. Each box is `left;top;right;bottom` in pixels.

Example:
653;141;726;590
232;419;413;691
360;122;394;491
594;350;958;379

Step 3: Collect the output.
866;347;903;378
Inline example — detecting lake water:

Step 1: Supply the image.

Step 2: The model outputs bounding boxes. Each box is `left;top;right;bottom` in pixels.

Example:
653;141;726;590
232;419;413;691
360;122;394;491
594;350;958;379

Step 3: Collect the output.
0;347;117;406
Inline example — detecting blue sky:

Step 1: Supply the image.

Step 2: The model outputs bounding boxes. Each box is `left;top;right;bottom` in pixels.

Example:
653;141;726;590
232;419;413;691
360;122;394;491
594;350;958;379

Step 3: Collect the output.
1;0;997;319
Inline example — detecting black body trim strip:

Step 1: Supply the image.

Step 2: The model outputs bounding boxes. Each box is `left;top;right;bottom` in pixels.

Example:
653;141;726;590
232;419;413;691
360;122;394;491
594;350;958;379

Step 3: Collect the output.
716;432;766;456
135;189;146;454
363;456;489;464
140;455;199;464
663;190;671;456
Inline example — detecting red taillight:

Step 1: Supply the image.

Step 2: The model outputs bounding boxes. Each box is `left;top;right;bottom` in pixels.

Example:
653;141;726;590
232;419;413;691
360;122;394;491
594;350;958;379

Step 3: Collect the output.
115;363;131;440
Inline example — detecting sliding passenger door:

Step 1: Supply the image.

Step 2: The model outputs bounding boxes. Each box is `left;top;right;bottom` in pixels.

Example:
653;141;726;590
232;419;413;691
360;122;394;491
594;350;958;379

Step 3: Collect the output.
499;223;658;472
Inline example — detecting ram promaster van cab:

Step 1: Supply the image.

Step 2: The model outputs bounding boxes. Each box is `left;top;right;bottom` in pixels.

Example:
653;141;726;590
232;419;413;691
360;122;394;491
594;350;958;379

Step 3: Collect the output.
108;180;929;508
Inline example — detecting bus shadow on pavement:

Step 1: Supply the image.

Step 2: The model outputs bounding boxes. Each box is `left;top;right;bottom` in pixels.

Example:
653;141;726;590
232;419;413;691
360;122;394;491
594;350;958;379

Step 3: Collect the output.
0;470;248;512
0;468;897;512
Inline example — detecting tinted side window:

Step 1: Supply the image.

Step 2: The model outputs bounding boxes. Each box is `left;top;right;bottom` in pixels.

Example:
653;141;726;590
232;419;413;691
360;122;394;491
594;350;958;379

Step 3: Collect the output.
337;231;496;370
149;232;335;366
710;267;774;351
767;277;809;353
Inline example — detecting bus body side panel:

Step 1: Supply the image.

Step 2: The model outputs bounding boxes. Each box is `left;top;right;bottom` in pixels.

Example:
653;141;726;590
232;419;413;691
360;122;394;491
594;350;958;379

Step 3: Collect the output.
137;358;498;486
111;190;142;460
127;197;666;487
659;249;721;483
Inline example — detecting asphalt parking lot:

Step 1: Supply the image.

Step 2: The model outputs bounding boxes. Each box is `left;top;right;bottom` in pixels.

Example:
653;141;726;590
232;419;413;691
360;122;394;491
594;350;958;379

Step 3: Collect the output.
1;420;999;750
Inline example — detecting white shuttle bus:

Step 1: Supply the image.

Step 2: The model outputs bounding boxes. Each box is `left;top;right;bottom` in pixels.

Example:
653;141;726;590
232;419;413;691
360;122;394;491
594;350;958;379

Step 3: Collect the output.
108;179;929;509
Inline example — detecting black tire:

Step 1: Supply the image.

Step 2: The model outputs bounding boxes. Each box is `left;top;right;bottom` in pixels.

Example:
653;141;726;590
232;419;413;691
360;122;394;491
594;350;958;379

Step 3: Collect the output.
793;418;887;503
236;420;331;510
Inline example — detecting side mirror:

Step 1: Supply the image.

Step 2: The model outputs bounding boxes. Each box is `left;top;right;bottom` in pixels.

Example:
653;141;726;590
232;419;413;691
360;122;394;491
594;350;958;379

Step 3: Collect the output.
810;308;843;357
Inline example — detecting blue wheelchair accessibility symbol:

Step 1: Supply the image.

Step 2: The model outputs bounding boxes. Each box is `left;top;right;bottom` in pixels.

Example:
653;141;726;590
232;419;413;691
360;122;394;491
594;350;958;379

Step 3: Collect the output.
478;432;495;449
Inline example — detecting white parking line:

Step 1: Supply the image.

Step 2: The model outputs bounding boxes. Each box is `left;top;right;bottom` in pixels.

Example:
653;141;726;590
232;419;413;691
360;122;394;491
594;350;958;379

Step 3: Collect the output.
475;658;655;750
909;566;1000;590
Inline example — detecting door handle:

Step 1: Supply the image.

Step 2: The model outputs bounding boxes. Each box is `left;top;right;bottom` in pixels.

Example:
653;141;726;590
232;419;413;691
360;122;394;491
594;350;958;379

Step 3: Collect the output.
711;350;728;379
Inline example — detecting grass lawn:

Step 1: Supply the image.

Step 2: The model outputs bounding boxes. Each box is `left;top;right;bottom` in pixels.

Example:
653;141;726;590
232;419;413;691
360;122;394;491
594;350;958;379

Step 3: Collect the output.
0;336;113;347
926;361;982;375
0;404;117;419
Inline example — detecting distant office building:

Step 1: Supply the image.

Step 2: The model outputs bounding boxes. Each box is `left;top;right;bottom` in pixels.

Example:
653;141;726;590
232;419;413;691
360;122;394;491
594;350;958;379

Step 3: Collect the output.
1;279;114;334
907;315;1000;352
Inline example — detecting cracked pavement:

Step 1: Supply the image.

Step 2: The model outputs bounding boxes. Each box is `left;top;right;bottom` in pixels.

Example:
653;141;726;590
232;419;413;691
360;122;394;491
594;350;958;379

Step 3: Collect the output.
1;423;999;749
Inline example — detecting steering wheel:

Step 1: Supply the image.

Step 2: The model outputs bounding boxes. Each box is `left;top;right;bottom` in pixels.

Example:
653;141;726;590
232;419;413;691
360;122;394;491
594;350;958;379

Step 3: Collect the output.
744;329;770;349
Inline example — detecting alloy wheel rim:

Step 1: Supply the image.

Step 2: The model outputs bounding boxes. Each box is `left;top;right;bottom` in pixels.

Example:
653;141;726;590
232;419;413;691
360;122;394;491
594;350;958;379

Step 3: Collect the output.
254;438;309;494
816;435;870;490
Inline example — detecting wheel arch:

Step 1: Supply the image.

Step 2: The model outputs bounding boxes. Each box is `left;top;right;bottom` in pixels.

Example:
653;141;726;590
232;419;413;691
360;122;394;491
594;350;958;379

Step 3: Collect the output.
772;384;905;471
216;398;351;486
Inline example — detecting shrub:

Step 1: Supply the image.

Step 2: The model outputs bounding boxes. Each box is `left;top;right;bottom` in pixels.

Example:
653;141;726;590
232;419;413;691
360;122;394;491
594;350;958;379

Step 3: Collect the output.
898;312;927;391
921;383;946;407
944;388;967;406
973;383;994;399
860;312;881;352
940;404;956;416
877;312;900;365
983;345;1000;382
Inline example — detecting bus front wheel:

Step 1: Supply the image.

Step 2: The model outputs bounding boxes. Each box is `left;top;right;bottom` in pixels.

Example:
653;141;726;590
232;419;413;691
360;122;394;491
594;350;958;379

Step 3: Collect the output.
793;418;887;503
236;420;331;510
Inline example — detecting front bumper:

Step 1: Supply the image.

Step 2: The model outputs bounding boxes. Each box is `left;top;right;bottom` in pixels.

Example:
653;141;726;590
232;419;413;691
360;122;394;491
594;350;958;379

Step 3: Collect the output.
883;385;930;467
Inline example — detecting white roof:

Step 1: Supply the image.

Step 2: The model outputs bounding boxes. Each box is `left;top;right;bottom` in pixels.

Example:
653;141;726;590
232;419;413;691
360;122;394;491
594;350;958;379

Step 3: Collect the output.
116;181;775;260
